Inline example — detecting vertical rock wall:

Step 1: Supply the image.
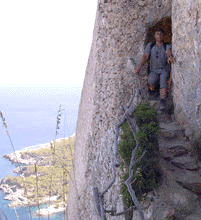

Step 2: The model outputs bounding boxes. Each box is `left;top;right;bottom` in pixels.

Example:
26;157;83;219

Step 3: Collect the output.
172;0;201;138
67;1;172;219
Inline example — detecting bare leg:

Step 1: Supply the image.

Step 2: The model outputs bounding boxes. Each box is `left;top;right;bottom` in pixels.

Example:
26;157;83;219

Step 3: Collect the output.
160;88;167;99
160;88;167;110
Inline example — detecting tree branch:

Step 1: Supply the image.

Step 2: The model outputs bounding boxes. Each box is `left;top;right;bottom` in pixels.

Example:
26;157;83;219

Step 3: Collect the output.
100;87;137;197
124;115;146;220
124;146;146;220
93;84;146;220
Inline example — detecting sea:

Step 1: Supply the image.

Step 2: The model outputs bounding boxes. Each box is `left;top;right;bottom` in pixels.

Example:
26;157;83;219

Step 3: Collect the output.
0;84;82;220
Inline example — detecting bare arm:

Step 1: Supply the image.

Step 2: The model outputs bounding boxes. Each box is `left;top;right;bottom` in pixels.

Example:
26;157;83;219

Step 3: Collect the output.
166;49;176;64
134;53;149;75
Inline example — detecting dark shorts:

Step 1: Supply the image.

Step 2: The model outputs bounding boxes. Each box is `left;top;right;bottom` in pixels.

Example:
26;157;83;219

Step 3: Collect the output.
148;69;170;89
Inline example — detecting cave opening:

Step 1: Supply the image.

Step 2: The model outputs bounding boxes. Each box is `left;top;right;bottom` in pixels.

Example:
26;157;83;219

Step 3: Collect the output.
144;17;173;96
146;17;172;45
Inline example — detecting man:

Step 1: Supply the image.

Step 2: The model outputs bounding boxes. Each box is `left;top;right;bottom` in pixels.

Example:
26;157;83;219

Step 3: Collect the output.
134;27;176;110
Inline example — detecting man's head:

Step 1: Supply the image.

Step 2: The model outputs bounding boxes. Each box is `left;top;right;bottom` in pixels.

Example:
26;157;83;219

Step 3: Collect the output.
154;27;165;42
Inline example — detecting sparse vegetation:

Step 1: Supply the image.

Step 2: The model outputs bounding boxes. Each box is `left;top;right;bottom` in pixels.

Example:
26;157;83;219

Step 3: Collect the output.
118;103;161;220
3;137;74;207
0;106;74;219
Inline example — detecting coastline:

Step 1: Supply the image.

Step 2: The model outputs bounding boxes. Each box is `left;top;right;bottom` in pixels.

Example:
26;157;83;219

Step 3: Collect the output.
0;135;74;217
33;204;66;217
3;134;75;165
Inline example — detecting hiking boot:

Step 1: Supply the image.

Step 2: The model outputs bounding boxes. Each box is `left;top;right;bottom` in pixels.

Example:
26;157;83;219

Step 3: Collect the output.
148;89;160;100
160;98;166;111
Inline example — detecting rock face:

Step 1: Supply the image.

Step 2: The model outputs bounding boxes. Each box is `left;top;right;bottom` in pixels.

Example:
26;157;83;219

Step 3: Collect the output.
67;0;201;219
172;0;201;139
131;102;201;219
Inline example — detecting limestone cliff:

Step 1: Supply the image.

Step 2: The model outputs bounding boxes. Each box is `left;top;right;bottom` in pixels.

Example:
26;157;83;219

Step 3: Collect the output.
67;0;201;219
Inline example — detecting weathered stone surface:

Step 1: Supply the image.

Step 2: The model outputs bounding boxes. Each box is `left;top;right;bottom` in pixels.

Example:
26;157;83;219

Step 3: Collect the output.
67;0;201;219
159;140;189;158
132;161;200;219
172;0;201;138
158;122;185;140
67;0;173;219
174;169;201;186
171;155;199;170
153;160;200;219
177;182;201;194
149;100;160;108
185;207;201;220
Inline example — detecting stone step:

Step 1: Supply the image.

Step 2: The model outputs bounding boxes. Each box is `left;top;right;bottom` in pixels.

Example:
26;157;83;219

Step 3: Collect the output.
171;154;199;170
158;139;189;159
149;97;174;123
158;139;198;170
149;100;160;109
185;208;201;220
149;98;174;112
158;122;185;140
173;169;201;194
158;112;175;123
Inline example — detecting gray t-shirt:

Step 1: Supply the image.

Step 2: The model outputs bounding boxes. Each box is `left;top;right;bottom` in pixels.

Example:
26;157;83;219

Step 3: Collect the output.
144;42;171;73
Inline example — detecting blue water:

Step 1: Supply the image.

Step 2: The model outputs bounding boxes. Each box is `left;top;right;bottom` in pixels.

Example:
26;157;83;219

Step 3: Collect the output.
0;84;82;220
0;192;65;220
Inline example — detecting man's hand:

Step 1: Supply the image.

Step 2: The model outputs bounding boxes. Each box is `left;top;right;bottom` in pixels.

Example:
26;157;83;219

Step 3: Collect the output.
166;49;176;64
167;56;176;64
134;68;140;75
134;53;149;75
134;66;142;75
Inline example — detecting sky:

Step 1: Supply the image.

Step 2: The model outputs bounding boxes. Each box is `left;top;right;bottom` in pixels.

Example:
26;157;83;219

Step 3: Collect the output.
0;1;97;87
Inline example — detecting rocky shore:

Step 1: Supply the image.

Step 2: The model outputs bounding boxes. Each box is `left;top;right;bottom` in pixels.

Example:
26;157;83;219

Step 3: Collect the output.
0;136;74;216
33;204;66;217
3;138;69;165
0;179;65;212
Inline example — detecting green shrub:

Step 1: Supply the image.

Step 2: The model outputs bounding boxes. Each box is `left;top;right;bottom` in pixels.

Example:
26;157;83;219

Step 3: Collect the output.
119;121;136;166
118;103;161;219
